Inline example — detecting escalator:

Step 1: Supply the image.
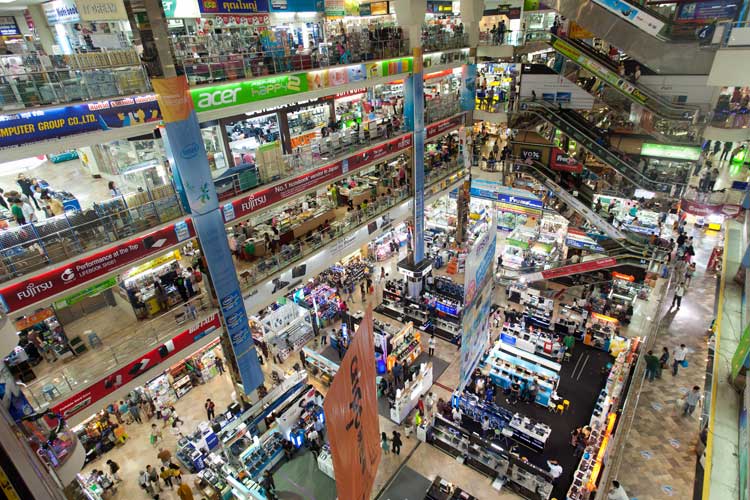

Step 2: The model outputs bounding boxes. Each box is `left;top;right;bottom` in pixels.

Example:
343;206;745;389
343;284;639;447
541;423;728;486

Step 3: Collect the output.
511;254;655;283
548;35;700;121
520;100;690;195
549;0;716;74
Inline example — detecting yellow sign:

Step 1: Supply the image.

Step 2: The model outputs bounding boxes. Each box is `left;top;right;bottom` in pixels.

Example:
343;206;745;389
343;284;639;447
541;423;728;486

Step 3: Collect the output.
124;249;181;279
153;77;193;123
568;22;594;39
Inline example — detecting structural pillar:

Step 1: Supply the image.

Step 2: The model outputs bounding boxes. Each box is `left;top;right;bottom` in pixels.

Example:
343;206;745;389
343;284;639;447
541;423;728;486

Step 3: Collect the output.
153;77;264;397
26;5;58;55
393;0;427;50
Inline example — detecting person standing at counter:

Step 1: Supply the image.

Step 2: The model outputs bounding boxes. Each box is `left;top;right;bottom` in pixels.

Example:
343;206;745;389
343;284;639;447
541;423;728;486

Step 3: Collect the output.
17;174;39;209
154;280;169;311
108;181;122;197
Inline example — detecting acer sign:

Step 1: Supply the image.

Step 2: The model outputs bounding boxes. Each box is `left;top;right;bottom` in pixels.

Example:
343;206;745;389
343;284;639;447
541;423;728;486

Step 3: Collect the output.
550;147;583;173
0;221;195;313
223;135;413;222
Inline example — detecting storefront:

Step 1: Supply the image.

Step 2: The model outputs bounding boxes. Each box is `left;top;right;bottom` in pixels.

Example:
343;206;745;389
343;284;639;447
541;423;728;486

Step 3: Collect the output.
4;308;73;383
639;142;699;187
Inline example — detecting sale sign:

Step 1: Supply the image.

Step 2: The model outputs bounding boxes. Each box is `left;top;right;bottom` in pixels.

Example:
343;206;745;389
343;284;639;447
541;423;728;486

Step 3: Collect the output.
0;221;195;313
223;135;413;222
50;313;221;419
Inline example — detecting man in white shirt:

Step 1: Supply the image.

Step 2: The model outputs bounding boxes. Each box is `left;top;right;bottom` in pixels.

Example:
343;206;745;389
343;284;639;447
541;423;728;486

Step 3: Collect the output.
21;200;36;223
607;480;629;500
546;459;562;483
673;343;688;376
671;282;686;309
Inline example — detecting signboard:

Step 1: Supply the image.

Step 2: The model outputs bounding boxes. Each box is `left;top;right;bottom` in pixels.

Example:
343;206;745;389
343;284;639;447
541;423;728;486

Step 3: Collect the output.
197;0;270;14
676;0;738;22
568;22;594;39
0;221;195;314
0;16;21;36
42;0;80;24
460;210;496;388
640;143;701;161
224;135;412;222
459;64;477;112
732;324;750;379
680;199;743;218
270;0;324;11
0;95;161;150
551;36;650;105
50;314;221;418
540;257;617;280
425;113;463;139
550;147;583;172
76;0;128;20
323;308;381;500
161;0;202;17
53;276;118;309
520;147;543;162
590;0;665;37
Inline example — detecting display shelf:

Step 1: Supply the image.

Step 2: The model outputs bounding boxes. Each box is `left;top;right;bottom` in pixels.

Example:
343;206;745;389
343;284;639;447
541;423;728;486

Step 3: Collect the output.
302;347;339;385
482;341;560;407
498;322;563;359
389;362;433;423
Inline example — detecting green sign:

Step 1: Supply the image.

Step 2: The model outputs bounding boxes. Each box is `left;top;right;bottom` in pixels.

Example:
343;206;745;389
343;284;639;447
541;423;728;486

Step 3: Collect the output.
640;143;701;161
191;73;310;113
507;238;529;249
54;277;118;309
731;323;750;379
551;36;649;105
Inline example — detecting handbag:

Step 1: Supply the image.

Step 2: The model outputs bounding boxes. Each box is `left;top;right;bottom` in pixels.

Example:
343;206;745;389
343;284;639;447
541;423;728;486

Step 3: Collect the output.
681;360;688;368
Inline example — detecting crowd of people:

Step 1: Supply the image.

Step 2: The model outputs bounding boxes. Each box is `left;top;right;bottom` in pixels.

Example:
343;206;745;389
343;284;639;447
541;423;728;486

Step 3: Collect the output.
2;174;68;226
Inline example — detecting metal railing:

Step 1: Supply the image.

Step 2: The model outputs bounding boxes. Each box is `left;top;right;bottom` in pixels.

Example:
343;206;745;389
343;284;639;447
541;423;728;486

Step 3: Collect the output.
422;32;470;52
425;98;461;124
175;38;410;86
478;29;549;47
0;50;150;111
21;160;466;410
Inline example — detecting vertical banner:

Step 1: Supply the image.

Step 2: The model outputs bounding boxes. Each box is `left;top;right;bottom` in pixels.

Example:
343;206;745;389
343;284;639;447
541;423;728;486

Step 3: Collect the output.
154;77;264;394
732;324;750;379
459;209;497;388
323;308;381;500
459;64;477;111
410;48;426;263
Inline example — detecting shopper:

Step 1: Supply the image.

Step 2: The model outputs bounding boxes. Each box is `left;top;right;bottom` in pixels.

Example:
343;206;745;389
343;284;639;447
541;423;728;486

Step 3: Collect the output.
546;459;563;484
452;406;462;424
417;397;425;416
659;347;670;378
644;350;660;382
428;335;436;357
129;399;143;424
563;333;575;356
150;423;163;446
205;399;216;421
21;198;36;223
481;416;491;437
336;339;345;360
157;448;171;467
108;181;122;197
177;482;194;500
160;466;174;489
321;330;328;345
381;432;390;454
261;471;277;500
215;356;225;374
392;360;403;386
671;282;686;309
683;385;703;416
106;459;121;482
607;480;629;500
307;427;320;447
308;437;321;459
673;344;688;376
138;470;152;496
146;465;162;492
391;430;402;455
119;400;131;424
10;199;25;225
17;174;39;210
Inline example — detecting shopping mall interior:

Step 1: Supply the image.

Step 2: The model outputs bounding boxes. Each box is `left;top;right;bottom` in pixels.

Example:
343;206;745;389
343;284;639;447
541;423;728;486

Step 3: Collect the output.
0;0;748;499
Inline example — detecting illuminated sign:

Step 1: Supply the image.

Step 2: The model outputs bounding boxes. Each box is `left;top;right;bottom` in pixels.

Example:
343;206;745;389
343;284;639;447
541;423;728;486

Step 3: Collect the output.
640;143;701;161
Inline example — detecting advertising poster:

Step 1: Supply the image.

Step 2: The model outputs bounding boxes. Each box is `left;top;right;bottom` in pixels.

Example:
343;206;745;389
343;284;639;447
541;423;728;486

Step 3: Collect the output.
0;221;195;313
0;95;161;149
731;324;750;379
459;64;477;112
590;0;665;37
0;16;21;36
550;147;583;172
323;308;381;500
459;210;496;388
51;313;221;418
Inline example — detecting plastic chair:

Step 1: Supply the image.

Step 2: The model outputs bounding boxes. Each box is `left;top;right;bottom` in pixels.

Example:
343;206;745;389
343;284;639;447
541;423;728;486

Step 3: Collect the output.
563;400;570;411
556;404;564;414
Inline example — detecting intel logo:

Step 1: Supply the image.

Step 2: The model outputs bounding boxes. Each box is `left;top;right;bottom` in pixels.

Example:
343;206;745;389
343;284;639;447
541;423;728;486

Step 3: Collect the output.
181;143;200;159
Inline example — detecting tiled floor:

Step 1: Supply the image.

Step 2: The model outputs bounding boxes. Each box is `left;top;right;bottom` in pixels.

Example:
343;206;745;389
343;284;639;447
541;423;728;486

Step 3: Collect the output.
614;229;719;500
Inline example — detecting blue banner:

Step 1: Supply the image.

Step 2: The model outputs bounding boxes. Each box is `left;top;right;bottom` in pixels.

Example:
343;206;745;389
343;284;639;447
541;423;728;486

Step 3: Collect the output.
270;0;323;11
0;95;161;149
459;64;477;111
413;130;425;263
404;76;415;131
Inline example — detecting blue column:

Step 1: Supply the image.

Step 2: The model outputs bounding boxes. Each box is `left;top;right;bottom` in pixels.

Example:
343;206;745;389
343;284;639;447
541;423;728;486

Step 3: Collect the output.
154;77;264;394
405;48;426;263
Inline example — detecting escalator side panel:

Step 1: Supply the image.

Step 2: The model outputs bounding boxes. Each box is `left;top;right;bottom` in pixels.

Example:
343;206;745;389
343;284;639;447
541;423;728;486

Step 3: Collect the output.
551;0;715;75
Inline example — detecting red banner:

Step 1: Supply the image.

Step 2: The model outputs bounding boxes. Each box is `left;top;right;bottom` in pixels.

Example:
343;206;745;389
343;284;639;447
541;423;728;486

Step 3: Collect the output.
51;313;221;419
224;135;412;222
550;147;583;173
680;199;743;218
0;220;195;313
426;114;464;139
540;257;618;280
323;308;381;500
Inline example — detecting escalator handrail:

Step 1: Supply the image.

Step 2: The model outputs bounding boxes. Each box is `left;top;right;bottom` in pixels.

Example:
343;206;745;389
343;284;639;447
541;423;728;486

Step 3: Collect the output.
522;100;690;190
506;156;652;253
549;35;700;118
499;253;658;282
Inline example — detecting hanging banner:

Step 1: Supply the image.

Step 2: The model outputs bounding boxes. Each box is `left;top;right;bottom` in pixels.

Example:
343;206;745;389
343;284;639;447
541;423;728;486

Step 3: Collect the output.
323;308;381;500
50;314;221;418
590;0;665;37
550;147;583;172
75;0;128;20
460;210;496;388
42;0;80;24
425;114;464;139
520;257;619;283
459;64;477;112
680;199;743;218
732;324;750;379
0;221;194;314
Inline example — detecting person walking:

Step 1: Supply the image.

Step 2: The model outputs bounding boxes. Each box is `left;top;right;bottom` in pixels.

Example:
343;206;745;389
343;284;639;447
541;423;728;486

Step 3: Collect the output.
720;141;733;161
106;459;121;482
683;385;703;416
205;399;216;421
391;430;402;455
157;447;171;467
381;432;390;454
607;480;629;500
160;466;174;489
129;399;143;424
177;482;194;500
671;282;686;309
150;423;162;447
673;344;688;376
428;335;436;357
261;471;277;500
146;464;163;492
644;350;660;382
215;356;225;374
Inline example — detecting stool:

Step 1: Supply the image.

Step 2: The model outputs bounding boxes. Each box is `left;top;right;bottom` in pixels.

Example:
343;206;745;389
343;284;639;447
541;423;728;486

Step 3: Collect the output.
86;331;102;349
42;384;61;401
563;352;572;362
556;404;564;414
563;400;570;411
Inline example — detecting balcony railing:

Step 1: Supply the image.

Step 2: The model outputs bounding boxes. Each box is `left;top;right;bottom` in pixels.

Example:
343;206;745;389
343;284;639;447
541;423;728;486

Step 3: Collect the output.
175;38;410;86
478;30;550;47
20;160;465;410
0;50;151;111
422;32;470;52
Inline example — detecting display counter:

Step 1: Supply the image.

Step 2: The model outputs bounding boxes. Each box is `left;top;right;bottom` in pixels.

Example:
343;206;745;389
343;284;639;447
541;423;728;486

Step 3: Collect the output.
389;362;433;423
259;303;314;363
482;341;560;407
425;476;479;500
584;313;620;352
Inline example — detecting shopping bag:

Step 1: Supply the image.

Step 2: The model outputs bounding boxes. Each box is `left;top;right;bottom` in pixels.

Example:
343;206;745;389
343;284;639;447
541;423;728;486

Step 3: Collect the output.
681;360;688;368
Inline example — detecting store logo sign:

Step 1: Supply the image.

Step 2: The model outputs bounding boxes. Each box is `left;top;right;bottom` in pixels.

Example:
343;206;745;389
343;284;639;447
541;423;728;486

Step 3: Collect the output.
60;268;76;283
181;142;200;159
521;148;541;161
196;87;242;111
16;281;54;301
